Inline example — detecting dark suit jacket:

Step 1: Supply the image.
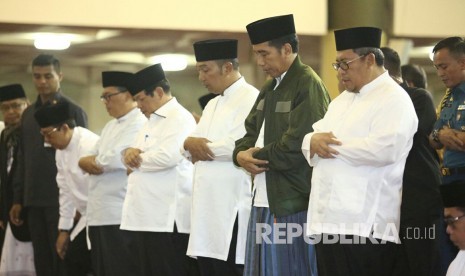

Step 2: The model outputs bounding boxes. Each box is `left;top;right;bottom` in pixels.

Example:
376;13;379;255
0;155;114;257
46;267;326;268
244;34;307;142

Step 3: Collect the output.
0;127;30;241
13;92;88;207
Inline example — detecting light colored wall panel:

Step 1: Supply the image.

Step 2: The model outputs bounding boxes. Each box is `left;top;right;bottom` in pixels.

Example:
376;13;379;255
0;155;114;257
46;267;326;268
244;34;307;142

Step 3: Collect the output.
394;0;465;37
0;0;327;35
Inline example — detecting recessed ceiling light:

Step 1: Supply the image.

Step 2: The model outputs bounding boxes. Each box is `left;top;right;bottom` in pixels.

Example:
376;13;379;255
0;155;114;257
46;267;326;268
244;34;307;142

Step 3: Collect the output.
147;54;189;71
33;33;72;50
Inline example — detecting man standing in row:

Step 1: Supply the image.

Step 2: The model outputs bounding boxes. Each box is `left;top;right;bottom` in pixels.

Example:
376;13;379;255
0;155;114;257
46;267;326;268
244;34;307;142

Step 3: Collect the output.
34;102;99;276
0;84;34;274
11;54;88;276
429;36;465;274
79;71;146;276
302;27;418;275
233;14;330;275
382;46;441;275
185;39;258;275
120;64;197;275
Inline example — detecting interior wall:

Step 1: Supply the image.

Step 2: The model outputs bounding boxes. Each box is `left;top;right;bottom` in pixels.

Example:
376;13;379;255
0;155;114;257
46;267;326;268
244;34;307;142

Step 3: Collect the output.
0;0;327;35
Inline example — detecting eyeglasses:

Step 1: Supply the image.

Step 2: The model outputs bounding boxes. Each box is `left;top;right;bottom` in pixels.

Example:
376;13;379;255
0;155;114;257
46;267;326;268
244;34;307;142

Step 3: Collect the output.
332;55;366;71
40;127;59;137
444;214;465;227
0;102;25;112
100;91;125;102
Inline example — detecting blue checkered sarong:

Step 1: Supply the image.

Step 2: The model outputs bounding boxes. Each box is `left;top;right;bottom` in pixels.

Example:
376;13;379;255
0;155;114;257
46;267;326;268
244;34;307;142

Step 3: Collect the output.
243;207;318;276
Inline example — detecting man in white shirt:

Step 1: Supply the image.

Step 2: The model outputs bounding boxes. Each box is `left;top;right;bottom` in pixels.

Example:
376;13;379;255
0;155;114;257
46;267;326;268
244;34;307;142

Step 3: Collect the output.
120;63;197;275
441;181;465;275
301;27;418;275
184;39;259;276
34;102;99;276
79;71;146;276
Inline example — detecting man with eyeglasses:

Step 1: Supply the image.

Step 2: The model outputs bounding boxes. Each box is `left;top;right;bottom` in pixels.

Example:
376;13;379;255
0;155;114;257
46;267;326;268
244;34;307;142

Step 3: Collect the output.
441;181;465;275
301;27;418;275
11;54;87;276
0;84;35;275
79;71;146;276
233;14;330;276
34;102;99;276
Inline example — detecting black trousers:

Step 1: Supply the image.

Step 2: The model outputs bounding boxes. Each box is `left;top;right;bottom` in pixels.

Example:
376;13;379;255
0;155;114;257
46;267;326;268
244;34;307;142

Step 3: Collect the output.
197;218;243;276
315;234;398;276
393;215;441;276
136;225;200;276
88;225;140;276
28;206;66;276
65;228;92;276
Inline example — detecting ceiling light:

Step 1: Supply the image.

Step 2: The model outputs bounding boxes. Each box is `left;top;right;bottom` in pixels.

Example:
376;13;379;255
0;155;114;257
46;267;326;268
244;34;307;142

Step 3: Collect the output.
33;33;72;50
147;54;189;71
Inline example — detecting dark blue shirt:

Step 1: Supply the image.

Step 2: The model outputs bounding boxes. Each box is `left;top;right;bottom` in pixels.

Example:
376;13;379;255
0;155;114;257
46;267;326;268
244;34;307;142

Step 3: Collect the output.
435;82;465;168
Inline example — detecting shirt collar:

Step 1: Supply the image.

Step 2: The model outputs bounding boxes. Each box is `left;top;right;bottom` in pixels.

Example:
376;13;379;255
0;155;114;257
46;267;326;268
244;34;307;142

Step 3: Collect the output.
117;107;140;123
274;71;287;90
359;71;390;96
151;97;178;119
222;77;246;98
35;90;62;108
63;127;79;153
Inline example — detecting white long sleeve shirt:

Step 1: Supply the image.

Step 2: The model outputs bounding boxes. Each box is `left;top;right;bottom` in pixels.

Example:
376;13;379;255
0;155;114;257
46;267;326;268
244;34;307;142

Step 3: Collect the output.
302;72;418;243
186;77;259;263
56;127;99;237
447;250;465;276
120;98;196;233
86;108;146;226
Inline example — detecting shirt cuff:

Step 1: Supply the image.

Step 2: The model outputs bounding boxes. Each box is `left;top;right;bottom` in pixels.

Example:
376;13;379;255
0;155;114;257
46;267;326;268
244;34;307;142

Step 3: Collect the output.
301;132;319;167
58;217;74;231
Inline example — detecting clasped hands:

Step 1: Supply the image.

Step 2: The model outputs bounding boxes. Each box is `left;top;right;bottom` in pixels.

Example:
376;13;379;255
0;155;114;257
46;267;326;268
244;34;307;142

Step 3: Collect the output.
439;126;465;151
310;132;342;159
184;137;214;164
236;147;268;175
123;148;143;169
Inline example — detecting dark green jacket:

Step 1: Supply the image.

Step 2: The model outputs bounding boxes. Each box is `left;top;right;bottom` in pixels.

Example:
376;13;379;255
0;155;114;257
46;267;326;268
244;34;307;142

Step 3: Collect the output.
233;56;330;217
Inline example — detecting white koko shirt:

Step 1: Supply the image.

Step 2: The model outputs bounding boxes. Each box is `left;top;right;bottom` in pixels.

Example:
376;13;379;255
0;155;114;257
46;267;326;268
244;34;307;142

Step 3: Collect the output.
447;250;465;276
186;77;259;263
86;108;146;226
302;72;418;243
120;98;196;233
56;127;99;239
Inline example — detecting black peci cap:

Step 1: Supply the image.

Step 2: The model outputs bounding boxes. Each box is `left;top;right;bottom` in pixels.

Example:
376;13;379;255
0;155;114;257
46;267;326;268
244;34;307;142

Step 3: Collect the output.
193;39;238;62
334;27;382;51
34;102;71;128
101;71;133;89
129;63;166;96
441;181;465;208
0;84;26;102
246;14;296;45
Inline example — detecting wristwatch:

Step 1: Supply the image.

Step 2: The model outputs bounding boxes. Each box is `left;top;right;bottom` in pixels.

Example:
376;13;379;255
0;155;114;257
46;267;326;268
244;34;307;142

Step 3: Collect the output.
432;127;442;143
59;229;70;233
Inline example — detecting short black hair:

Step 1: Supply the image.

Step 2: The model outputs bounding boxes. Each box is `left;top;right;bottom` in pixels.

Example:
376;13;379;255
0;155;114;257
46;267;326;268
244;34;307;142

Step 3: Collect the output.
432;37;465;59
401;64;427;89
144;79;171;96
268;34;299;53
32;54;61;72
380;47;401;78
214;58;240;71
353;47;384;67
